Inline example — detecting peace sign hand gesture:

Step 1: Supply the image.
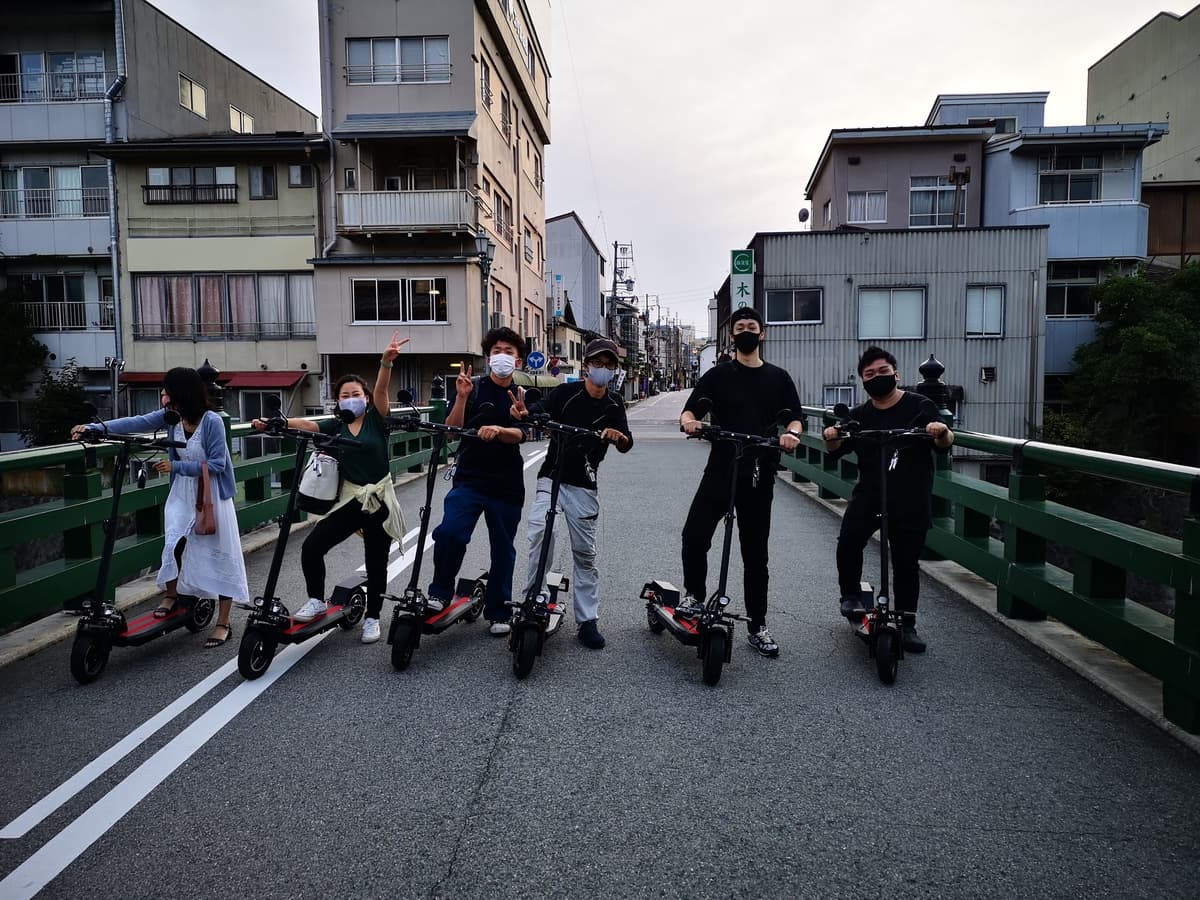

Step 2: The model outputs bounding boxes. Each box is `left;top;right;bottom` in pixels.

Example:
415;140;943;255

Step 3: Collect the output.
508;387;528;420
382;330;410;363
456;362;474;400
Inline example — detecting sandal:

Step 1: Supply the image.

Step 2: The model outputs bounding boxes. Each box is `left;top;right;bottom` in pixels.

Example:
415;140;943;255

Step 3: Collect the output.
204;623;233;649
153;594;178;619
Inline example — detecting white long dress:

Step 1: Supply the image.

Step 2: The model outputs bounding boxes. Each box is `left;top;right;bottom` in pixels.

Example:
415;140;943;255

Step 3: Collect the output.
157;425;249;601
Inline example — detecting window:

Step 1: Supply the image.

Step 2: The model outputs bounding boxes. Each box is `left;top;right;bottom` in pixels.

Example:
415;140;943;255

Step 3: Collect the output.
1;165;108;218
13;273;86;329
249;165;276;200
523;226;534;263
240;391;282;460
351;278;448;323
765;289;822;324
910;176;964;228
133;272;314;339
968;116;1017;133
229;105;253;134
1038;152;1101;204
178;73;207;117
480;57;492;107
1046;262;1099;318
858;287;925;339
822;200;831;226
533;153;542;193
0;50;105;102
847;190;886;224
346;36;450;84
344;168;357;190
288;165;314;188
500;92;511;142
966;285;1005;337
823;385;855;408
144;166;236;204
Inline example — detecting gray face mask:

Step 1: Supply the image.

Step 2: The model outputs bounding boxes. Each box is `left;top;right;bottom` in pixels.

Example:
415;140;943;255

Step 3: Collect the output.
338;396;369;418
586;365;615;387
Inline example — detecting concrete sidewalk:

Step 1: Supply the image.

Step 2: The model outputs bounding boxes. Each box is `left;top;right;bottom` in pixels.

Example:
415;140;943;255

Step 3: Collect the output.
777;475;1200;756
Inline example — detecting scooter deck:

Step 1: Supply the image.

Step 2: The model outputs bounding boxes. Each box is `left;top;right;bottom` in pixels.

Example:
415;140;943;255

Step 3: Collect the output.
649;603;702;646
420;594;482;634
276;605;352;643
112;606;192;646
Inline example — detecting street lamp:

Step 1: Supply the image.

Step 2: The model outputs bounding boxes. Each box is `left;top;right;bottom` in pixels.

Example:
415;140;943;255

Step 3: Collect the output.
475;227;497;350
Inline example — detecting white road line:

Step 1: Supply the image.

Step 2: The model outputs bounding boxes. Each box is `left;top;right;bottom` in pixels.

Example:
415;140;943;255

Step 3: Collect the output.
0;635;330;900
0;660;237;840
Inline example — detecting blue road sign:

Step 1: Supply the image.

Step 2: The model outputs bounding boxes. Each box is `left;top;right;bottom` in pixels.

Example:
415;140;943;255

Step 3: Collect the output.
527;351;546;370
550;366;560;376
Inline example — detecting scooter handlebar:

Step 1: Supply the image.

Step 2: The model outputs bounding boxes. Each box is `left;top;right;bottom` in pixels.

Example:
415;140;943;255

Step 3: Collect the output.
385;416;482;440
520;414;607;441
76;430;187;451
258;418;362;448
683;423;782;450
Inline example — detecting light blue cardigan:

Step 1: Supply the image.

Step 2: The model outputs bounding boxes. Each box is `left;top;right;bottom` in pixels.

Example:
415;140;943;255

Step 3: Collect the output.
87;409;236;501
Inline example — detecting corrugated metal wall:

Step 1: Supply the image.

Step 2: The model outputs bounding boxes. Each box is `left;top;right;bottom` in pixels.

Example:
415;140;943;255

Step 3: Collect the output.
756;227;1048;442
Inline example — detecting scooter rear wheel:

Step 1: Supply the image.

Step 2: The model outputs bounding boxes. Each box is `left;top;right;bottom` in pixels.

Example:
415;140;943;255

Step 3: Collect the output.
875;628;899;685
70;633;111;685
512;624;540;680
238;627;276;680
339;590;367;630
701;628;727;686
185;597;216;633
463;581;486;623
391;620;417;671
646;605;665;634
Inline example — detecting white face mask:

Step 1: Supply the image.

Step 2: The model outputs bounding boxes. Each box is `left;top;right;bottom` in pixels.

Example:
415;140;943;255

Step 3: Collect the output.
488;353;517;377
337;396;368;419
586;365;615;387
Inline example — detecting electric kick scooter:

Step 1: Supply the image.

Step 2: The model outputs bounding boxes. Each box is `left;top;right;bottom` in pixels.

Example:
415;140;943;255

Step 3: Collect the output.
381;390;491;671
642;414;787;686
830;402;933;685
506;389;619;679
69;411;214;684
236;402;365;680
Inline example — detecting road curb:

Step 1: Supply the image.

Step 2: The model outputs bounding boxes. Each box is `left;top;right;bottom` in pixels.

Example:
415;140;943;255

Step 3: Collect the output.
0;471;424;671
777;474;1200;757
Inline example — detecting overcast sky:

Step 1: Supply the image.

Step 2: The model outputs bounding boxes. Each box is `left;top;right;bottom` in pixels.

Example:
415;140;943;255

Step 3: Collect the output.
150;0;1184;337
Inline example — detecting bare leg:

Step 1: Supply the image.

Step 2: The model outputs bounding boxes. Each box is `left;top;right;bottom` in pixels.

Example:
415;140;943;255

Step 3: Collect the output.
205;596;234;648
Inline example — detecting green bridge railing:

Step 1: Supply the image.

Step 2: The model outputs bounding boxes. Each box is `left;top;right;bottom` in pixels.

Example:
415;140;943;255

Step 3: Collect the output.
784;403;1200;734
0;401;447;632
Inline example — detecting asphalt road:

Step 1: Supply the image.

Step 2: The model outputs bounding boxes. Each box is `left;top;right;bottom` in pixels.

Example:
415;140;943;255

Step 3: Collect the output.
1;389;1198;899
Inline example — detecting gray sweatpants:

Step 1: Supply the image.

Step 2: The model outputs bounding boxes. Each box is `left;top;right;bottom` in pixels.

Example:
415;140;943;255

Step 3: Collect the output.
523;477;601;624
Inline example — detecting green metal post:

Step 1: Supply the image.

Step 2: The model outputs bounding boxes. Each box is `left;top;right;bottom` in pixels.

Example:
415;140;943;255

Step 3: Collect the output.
999;449;1047;620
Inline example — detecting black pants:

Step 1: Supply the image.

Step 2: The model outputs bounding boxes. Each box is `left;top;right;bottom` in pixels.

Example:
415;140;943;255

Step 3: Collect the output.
681;471;775;629
836;497;928;615
302;499;390;618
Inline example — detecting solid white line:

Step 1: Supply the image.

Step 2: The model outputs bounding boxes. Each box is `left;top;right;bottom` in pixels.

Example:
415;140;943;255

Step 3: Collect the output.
0;660;237;840
0;635;330;900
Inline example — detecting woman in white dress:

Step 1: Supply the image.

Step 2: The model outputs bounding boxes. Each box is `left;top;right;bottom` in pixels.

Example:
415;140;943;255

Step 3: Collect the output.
71;367;249;648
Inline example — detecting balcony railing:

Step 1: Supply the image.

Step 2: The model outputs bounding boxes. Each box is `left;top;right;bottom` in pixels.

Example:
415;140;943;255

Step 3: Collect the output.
20;301;114;331
142;184;239;205
345;64;451;85
336;189;478;233
0;70;115;103
0;188;109;219
127;214;314;238
133;321;315;341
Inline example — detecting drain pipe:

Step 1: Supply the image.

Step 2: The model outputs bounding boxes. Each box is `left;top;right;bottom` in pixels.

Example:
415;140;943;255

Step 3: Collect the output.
104;0;128;414
320;0;337;259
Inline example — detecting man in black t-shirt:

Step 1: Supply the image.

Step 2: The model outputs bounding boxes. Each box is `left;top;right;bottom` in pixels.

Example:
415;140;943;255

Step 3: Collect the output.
679;307;804;657
822;346;954;652
511;338;633;650
428;327;528;634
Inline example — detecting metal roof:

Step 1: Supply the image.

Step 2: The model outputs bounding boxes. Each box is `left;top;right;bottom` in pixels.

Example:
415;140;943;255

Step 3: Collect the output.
331;112;477;139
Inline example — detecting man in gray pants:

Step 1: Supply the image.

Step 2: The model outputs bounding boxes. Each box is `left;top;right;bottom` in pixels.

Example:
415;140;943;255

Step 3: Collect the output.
510;339;634;649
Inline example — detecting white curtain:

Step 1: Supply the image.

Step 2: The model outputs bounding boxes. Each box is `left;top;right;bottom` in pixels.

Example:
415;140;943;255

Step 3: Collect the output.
53;166;81;217
891;289;924;338
288;273;314;335
858;290;890;339
258;275;287;335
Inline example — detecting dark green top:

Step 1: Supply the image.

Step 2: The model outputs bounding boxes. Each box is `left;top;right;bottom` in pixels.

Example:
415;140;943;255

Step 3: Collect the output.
319;406;390;486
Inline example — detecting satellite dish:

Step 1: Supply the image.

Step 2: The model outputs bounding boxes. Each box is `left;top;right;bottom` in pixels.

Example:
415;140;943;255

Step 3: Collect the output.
798;208;810;223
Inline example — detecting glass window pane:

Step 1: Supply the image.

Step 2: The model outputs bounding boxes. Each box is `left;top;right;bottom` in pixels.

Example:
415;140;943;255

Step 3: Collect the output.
892;289;924;337
194;167;215;185
258;275;287;334
765;290;792;323
229;275;257;336
1069;174;1098;202
847;192;865;222
192;83;206;117
796;290;821;322
1066;285;1094;316
216;166;235;184
148;167;169;186
966;287;984;334
433;278;447;321
170;167;192;186
1046;285;1065;316
427;37;449;81
409;278;434;320
374;38;398;82
80;166;107;189
378;280;402;320
288;274;314;335
197;275;224;335
985;287;1004;334
1040;174;1068;203
399;38;423;82
353;280;376;321
178;75;190;108
230;106;239;131
867;192;886;221
859;290;889;338
910;191;935;216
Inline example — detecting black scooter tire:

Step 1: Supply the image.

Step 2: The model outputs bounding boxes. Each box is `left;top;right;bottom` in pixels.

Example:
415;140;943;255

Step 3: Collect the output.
647;605;665;634
70;633;111;684
701;629;727;686
463;582;486;623
339;590;367;630
185;597;216;633
875;628;899;685
512;624;539;680
391;619;417;671
238;627;276;680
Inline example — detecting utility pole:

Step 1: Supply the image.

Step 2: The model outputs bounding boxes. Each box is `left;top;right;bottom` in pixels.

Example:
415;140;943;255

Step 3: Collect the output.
609;240;620;340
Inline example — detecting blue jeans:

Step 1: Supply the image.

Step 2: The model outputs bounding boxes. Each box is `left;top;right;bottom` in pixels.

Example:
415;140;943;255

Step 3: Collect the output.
429;482;522;623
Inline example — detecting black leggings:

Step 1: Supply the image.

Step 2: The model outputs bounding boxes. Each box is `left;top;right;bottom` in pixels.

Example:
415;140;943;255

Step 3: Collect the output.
301;500;390;618
836;497;928;615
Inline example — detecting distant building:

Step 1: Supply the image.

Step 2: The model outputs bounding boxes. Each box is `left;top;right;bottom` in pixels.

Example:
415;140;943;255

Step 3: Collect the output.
546;210;606;337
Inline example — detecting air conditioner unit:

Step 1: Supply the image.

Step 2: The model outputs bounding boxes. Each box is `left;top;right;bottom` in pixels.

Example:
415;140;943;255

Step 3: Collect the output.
551;342;563;354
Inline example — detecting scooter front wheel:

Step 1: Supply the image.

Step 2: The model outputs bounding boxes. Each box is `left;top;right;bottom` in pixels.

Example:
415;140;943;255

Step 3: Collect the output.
875;628;899;685
391;619;417;671
70;632;111;684
238;627;277;680
512;624;540;680
701;628;727;686
646;605;665;634
185;597;216;633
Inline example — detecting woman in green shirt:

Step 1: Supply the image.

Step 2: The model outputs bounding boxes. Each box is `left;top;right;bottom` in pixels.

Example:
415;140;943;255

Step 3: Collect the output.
252;335;409;644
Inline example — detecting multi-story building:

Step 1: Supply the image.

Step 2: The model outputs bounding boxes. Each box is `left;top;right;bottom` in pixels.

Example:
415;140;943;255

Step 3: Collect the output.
0;0;316;447
314;0;550;401
546;210;606;337
1087;4;1200;271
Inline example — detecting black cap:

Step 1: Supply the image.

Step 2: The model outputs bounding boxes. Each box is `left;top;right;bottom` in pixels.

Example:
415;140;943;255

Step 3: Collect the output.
584;338;620;362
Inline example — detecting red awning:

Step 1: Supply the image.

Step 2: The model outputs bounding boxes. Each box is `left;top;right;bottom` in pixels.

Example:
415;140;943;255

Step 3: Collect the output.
119;372;165;384
220;371;307;389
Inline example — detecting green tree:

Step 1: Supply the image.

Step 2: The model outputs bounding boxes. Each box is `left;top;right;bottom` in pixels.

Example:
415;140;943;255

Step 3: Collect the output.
19;358;91;448
1064;263;1200;464
0;290;49;396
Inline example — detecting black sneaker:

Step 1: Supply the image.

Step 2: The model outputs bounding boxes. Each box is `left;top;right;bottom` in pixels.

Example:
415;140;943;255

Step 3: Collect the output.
901;621;926;654
678;594;703;617
839;594;865;617
577;619;606;650
747;626;780;657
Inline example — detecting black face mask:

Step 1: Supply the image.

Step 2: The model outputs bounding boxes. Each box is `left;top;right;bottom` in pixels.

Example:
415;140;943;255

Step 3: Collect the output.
733;331;762;354
863;374;897;398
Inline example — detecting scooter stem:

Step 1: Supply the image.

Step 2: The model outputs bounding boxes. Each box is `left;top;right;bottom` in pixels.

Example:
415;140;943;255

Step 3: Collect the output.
405;430;446;594
92;441;132;609
714;442;743;601
261;437;309;603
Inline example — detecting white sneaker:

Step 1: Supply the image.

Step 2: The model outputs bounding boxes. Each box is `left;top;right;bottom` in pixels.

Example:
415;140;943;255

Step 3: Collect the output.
361;617;381;644
488;620;511;636
425;597;446;613
292;598;328;622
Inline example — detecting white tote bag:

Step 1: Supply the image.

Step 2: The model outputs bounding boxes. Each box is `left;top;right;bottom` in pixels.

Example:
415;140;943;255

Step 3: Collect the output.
297;451;341;514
